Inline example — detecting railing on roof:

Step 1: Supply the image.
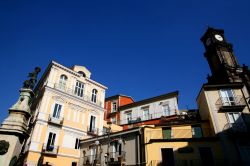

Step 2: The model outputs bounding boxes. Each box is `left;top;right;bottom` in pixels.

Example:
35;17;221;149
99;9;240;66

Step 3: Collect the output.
118;110;177;125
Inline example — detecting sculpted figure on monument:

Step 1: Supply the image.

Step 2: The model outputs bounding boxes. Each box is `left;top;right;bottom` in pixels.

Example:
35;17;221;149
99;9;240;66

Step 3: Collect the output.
22;67;41;90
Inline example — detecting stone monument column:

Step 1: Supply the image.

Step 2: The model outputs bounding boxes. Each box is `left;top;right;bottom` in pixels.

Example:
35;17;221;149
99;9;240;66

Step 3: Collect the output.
0;67;41;166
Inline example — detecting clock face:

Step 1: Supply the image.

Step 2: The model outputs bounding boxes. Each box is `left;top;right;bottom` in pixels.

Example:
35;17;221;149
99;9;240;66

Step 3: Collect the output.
206;38;211;46
215;34;223;41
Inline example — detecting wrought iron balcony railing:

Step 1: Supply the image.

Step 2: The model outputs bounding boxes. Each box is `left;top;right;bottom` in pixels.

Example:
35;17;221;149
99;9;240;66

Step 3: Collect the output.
108;151;126;162
215;96;246;112
87;126;99;135
83;154;101;165
48;114;64;125
42;144;58;155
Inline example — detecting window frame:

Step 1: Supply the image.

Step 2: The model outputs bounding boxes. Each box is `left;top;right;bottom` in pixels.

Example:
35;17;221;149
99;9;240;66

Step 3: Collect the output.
91;89;98;103
112;101;117;112
59;75;68;90
52;103;62;119
74;81;84;97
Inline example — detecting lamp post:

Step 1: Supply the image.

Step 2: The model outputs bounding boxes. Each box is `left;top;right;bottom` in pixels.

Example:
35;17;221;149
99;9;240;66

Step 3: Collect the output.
93;140;100;166
105;122;112;165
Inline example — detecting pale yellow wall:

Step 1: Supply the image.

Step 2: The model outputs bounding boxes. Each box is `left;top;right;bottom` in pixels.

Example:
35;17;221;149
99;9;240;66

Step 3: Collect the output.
144;123;214;143
26;151;79;166
103;120;123;132
145;141;223;165
26;62;106;165
201;88;250;133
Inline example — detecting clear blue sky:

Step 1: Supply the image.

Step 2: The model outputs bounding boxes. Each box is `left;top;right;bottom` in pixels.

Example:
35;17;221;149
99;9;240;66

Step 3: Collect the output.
0;0;250;122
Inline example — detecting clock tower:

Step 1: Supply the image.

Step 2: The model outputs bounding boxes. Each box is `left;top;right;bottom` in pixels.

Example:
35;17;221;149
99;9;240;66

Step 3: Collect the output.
200;27;243;84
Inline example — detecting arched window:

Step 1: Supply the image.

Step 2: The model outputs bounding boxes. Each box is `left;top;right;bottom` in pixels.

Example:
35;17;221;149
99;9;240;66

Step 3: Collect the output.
78;71;86;77
91;89;98;103
59;75;67;90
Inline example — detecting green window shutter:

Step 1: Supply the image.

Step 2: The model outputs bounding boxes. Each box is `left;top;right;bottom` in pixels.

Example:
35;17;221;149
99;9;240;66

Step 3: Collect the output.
193;127;202;138
163;128;171;139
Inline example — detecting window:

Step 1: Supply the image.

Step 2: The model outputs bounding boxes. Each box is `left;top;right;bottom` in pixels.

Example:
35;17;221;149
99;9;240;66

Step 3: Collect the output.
111;141;122;156
111;117;116;124
112;102;117;112
163;104;171;116
142;107;150;120
90;146;96;162
75;138;80;149
72;162;77;166
162;127;171;139
126;112;132;124
52;103;62;119
227;112;242;123
220;89;235;106
46;132;56;151
59;75;67;90
192;125;203;138
74;81;84;97
78;71;86;77
89;116;96;132
91;89;98;103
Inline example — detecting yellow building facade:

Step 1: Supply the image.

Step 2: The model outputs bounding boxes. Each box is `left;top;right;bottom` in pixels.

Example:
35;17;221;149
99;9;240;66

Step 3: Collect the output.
143;120;224;166
24;61;107;166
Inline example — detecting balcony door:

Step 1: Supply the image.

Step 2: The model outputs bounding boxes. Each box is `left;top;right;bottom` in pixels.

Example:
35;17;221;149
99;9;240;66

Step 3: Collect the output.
52;103;62;119
220;89;235;106
161;148;175;166
46;132;56;151
90;116;96;132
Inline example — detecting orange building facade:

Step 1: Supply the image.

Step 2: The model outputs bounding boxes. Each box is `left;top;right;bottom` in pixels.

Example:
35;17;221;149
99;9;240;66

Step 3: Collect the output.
104;95;134;126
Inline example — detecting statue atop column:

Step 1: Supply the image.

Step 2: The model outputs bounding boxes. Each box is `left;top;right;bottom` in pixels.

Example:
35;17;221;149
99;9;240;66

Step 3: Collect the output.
23;67;41;90
0;66;41;166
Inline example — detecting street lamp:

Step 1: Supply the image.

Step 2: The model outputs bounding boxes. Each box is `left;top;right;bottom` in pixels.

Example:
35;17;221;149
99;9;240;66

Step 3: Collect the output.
105;121;112;165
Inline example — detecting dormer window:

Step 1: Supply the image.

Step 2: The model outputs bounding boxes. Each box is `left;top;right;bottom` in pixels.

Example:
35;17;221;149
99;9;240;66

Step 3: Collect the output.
91;89;98;103
59;75;67;90
78;71;86;77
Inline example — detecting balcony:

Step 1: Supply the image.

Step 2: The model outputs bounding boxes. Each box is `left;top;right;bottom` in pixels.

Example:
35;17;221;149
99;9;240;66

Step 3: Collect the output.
118;110;176;125
216;96;246;112
53;83;103;107
87;126;99;136
48;115;64;125
223;122;248;134
108;151;126;163
83;154;101;165
42;144;58;155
